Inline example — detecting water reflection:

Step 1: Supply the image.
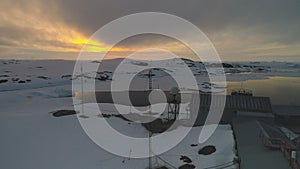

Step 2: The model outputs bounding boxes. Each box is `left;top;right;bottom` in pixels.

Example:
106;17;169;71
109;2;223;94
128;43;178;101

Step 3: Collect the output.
227;76;300;106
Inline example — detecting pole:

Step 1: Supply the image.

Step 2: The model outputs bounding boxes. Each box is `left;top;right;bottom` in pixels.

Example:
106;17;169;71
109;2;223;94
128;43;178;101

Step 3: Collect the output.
148;69;152;114
149;130;152;169
81;64;84;115
149;69;152;90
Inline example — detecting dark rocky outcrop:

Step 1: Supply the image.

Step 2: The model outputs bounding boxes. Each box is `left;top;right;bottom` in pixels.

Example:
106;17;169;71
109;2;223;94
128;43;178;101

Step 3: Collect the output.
198;145;216;155
0;79;8;84
190;144;198;147
52;110;77;117
180;155;192;163
222;63;234;68
37;76;50;80
178;164;195;169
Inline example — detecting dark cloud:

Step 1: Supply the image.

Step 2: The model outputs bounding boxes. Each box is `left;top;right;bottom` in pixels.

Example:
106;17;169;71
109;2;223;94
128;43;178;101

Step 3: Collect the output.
0;0;300;61
57;0;300;40
55;0;300;61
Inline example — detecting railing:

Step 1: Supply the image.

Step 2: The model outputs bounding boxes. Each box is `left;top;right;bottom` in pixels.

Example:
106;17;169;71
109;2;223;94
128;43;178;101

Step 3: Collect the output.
280;141;300;169
259;131;284;149
231;88;253;96
260;131;300;169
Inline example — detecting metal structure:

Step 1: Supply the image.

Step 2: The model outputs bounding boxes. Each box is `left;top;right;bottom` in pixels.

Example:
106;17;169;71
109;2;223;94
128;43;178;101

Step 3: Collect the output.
148;69;153;90
231;88;253;96
258;122;300;169
79;63;89;118
147;68;154;169
144;68;155;114
167;87;180;121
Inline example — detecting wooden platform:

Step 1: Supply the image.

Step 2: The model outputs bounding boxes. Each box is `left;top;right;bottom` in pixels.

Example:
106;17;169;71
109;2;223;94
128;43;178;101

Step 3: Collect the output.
257;121;300;169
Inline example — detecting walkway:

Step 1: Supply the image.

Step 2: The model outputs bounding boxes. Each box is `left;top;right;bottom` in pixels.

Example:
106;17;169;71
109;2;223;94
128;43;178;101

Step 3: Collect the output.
233;114;291;169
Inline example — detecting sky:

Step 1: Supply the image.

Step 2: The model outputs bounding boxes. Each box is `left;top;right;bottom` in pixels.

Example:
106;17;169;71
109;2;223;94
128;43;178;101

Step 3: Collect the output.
0;0;300;62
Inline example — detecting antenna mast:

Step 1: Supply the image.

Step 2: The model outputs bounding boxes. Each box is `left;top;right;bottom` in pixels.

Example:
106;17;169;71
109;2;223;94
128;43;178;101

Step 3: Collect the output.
81;63;84;115
148;67;153;169
148;130;152;169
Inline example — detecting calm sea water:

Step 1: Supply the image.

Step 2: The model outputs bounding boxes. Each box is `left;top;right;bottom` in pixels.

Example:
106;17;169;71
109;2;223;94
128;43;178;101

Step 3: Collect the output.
227;76;300;106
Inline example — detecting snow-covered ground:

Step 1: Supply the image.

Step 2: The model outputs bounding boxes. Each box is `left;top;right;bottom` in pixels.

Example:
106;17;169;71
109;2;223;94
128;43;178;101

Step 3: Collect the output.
0;58;244;169
0;58;299;169
0;58;299;92
0;86;237;169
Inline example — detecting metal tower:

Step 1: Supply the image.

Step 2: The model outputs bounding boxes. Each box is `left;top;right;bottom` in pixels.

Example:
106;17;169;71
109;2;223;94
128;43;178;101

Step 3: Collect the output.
167;87;180;121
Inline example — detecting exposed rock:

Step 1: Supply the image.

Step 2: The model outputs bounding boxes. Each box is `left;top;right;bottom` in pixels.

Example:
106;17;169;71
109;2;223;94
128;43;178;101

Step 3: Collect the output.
142;119;175;133
198;145;216;155
0;79;8;84
103;71;112;73
180;155;192;163
91;60;101;63
187;63;195;67
11;78;19;82
61;75;72;79
181;58;194;62
52;110;77;117
222;63;234;68
131;61;148;66
37;76;50;80
153;167;168;169
178;164;195;169
18;80;26;83
96;74;109;81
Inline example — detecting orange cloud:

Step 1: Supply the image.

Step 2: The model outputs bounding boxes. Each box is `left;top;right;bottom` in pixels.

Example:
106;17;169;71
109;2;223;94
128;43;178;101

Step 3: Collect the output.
0;0;134;58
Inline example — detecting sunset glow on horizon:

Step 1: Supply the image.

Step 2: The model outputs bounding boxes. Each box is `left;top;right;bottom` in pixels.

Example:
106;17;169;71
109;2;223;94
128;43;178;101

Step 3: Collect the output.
0;0;300;62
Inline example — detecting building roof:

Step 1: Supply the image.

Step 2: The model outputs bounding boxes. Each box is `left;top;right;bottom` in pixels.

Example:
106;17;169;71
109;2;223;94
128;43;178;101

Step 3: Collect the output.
273;105;300;116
